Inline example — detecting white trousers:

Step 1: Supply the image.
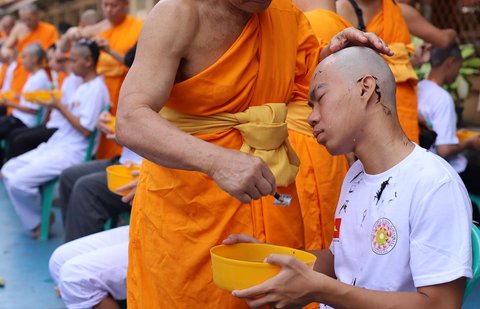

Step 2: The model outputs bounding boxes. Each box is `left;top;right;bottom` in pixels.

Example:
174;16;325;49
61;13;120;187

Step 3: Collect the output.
2;143;83;229
49;226;129;309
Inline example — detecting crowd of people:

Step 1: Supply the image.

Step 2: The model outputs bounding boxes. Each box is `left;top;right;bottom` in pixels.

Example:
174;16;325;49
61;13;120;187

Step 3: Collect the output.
0;0;477;308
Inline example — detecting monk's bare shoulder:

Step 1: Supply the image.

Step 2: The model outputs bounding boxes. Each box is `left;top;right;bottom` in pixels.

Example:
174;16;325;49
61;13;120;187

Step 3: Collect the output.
143;0;199;58
336;0;357;27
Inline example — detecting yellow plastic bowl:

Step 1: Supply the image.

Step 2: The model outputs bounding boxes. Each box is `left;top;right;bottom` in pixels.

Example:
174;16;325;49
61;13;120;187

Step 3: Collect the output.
105;116;116;133
457;130;479;142
210;243;317;291
106;165;140;196
24;90;62;103
0;90;15;101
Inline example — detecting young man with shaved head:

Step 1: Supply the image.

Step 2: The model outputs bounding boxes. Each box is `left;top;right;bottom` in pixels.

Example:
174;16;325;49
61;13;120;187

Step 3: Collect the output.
61;0;142;159
228;47;472;308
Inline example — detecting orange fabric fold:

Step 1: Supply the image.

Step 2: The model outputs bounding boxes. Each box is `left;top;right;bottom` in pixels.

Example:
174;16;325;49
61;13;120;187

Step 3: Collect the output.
364;0;419;142
304;9;351;49
95;15;142;159
10;22;58;96
287;11;349;250
127;1;319;307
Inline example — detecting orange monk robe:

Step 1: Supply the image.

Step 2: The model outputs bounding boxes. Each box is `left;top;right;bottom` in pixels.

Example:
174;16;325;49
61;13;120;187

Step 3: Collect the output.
287;9;351;251
127;1;319;307
10;22;58;96
0;31;8;89
365;0;419;142
95;15;142;159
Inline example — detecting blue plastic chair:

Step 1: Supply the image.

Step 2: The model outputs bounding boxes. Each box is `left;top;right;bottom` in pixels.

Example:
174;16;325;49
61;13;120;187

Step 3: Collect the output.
39;129;98;240
464;223;480;301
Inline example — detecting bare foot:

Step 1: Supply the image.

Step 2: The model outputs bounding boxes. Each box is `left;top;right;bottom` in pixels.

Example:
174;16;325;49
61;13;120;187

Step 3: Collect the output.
54;286;61;297
31;212;55;239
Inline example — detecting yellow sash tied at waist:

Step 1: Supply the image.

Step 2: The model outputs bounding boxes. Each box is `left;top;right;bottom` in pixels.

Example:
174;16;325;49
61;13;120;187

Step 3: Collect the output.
160;103;300;187
383;42;418;84
286;101;314;136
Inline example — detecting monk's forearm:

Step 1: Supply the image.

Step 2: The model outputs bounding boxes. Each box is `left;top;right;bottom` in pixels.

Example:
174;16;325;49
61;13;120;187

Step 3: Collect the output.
116;104;226;175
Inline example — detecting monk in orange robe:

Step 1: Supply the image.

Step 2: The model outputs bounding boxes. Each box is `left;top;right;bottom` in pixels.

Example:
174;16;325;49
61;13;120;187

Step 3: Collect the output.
288;0;352;251
337;0;420;143
1;4;57;97
61;0;142;159
117;0;317;306
116;0;392;306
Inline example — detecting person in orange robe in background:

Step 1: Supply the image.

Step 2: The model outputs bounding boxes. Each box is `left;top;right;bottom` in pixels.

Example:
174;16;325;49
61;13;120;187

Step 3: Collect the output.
60;0;142;159
115;0;391;306
0;15;16;91
337;0;420;143
1;4;58;97
289;0;351;251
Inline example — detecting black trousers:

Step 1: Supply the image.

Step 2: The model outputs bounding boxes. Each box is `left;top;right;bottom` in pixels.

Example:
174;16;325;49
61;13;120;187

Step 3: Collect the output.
5;125;57;159
460;163;480;223
59;158;132;242
0;116;27;165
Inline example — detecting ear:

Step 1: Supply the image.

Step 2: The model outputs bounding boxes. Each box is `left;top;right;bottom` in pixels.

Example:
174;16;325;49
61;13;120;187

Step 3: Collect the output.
357;75;377;106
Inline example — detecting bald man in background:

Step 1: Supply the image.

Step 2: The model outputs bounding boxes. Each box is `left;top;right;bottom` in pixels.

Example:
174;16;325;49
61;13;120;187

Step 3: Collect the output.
79;9;99;28
228;46;472;308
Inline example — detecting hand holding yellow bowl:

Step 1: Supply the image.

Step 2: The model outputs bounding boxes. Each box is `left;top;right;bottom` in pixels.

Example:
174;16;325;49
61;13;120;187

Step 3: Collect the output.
106;164;140;196
24;90;62;104
457;130;479;142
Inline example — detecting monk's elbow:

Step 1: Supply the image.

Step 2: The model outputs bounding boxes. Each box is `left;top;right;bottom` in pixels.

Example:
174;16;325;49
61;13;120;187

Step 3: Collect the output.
115;110;134;148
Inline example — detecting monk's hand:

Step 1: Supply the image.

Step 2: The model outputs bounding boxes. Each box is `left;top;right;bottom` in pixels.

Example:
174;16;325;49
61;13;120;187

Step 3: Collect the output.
93;37;110;53
117;176;139;205
97;111;116;139
208;150;276;203
321;27;393;61
222;234;261;245
233;254;320;308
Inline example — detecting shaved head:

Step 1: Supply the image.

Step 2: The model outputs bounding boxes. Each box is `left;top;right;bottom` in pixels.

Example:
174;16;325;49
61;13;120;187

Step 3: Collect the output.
0;15;15;34
19;3;40;14
317;47;396;108
307;47;400;155
79;9;99;27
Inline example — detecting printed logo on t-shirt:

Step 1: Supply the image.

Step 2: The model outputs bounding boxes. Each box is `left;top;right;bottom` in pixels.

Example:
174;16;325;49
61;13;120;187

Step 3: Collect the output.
371;217;397;255
333;218;342;239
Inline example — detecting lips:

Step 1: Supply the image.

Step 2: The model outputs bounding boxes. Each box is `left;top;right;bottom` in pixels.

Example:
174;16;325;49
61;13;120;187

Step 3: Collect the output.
313;129;326;143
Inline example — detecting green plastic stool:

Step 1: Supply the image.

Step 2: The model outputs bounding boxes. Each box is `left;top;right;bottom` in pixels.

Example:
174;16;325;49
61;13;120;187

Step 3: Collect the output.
464;224;480;301
470;194;480;213
38;129;98;240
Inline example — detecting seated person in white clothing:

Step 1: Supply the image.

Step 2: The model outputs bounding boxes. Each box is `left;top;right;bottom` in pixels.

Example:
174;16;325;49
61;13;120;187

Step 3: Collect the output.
0;43;51;162
226;47;472;308
49;225;130;309
5;44;83;160
1;39;110;239
417;43;480;199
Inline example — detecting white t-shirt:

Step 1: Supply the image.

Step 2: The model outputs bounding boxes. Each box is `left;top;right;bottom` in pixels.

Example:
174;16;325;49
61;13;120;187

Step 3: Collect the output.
44;76;109;158
46;73;83;129
417;80;468;173
12;69;51;127
119;147;142;166
321;145;472;308
1;61;16;92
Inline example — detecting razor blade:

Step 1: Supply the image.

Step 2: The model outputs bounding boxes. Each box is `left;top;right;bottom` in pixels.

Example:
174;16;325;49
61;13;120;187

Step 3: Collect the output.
273;192;292;206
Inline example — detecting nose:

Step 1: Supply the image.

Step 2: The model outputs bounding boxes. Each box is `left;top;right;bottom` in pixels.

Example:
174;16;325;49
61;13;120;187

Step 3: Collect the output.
307;109;319;128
